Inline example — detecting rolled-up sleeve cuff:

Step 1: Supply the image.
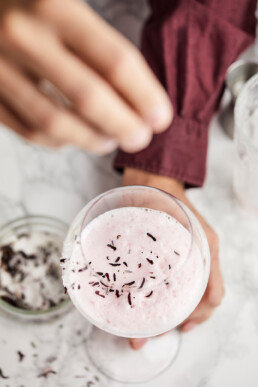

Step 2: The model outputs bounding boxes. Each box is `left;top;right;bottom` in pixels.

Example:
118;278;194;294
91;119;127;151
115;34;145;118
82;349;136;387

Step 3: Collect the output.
114;115;208;187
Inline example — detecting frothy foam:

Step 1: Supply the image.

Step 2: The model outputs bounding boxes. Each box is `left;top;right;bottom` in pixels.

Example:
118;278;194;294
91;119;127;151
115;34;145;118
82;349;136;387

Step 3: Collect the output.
62;207;206;337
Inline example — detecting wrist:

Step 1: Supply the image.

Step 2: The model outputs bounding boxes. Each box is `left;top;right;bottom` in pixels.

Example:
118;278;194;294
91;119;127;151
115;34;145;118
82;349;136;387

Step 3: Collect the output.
122;167;185;197
122;167;210;234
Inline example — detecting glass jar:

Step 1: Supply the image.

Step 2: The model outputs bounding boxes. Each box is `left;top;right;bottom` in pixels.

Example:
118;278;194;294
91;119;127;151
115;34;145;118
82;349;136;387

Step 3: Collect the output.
234;74;258;213
0;216;71;322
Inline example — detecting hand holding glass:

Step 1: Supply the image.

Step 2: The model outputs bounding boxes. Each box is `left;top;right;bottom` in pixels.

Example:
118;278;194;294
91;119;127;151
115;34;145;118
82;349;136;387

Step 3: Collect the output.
62;186;210;382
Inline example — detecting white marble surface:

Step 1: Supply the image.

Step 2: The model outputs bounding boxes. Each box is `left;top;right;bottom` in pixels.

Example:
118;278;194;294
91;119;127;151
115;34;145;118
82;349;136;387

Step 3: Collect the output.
2;114;258;387
0;1;258;386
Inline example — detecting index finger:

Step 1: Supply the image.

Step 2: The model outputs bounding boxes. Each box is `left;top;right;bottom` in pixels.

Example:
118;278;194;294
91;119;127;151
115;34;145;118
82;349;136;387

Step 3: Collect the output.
36;0;173;131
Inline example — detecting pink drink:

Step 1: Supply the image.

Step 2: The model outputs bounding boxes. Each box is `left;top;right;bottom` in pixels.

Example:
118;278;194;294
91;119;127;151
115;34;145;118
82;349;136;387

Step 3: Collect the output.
62;207;205;337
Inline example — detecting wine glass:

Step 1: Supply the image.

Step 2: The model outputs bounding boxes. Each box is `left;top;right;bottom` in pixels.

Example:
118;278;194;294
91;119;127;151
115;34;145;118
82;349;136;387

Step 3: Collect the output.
234;74;258;212
62;186;210;383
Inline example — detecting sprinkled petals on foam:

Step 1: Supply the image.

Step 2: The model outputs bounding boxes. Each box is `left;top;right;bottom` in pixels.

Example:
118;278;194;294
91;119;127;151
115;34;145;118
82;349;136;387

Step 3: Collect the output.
64;207;205;337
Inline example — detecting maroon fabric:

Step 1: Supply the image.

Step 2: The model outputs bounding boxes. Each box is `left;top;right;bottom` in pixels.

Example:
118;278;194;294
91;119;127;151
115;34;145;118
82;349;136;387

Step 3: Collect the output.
115;0;256;186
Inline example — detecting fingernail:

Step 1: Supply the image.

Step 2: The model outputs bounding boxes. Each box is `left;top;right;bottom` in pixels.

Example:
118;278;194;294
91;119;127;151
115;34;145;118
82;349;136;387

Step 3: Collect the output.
95;139;118;155
122;128;152;152
181;322;197;332
130;338;148;350
147;104;173;131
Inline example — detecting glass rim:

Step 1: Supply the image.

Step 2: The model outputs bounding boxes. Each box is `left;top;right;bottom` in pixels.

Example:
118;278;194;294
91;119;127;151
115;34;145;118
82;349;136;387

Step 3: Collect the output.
235;73;258;152
78;185;194;291
0;215;71;318
0;215;68;233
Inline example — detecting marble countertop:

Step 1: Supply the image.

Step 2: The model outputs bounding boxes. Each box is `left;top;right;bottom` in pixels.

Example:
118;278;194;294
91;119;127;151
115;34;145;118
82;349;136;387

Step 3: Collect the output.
1;109;258;387
0;1;258;386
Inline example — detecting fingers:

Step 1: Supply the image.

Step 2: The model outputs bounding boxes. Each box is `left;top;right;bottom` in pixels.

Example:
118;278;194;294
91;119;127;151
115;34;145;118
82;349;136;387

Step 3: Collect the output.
0;100;29;136
1;11;154;153
129;338;148;350
181;322;197;332
0;99;63;147
180;280;224;332
36;0;173;132
205;255;225;308
180;307;213;332
180;230;224;332
181;309;213;332
0;55;118;154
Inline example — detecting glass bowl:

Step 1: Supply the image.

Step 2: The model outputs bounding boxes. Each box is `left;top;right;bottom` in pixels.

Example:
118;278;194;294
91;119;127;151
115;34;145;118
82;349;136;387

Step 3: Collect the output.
0;216;72;322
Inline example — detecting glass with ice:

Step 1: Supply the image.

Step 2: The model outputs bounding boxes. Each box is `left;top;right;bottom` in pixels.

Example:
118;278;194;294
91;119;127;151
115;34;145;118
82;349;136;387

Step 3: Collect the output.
234;74;258;212
62;186;210;382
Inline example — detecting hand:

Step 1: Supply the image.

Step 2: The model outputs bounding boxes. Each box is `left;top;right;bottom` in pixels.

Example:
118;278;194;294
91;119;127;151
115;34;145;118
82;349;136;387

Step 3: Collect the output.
122;168;224;350
0;0;172;153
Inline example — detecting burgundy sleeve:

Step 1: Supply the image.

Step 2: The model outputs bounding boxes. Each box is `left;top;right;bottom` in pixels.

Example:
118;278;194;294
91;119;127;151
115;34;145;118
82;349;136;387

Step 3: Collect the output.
114;0;256;186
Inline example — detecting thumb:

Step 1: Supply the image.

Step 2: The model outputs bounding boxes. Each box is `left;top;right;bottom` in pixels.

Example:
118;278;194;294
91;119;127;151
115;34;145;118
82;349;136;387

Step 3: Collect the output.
129;338;148;350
